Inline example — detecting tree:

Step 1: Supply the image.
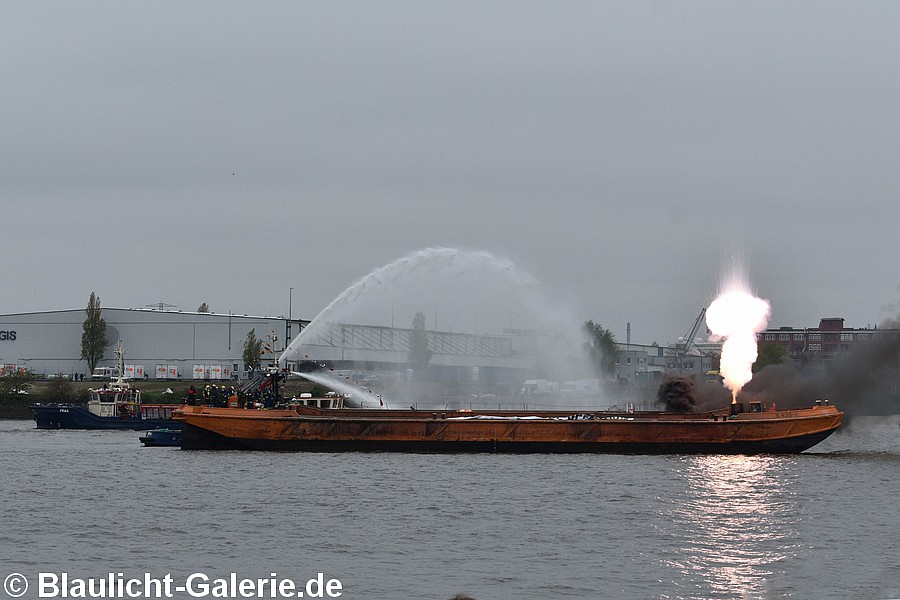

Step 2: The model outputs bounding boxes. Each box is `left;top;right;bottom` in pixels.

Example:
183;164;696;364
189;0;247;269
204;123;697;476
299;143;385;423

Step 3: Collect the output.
407;312;433;374
583;320;618;379
243;329;263;371
45;374;76;402
0;368;38;400
81;292;108;374
197;302;210;313
753;343;789;373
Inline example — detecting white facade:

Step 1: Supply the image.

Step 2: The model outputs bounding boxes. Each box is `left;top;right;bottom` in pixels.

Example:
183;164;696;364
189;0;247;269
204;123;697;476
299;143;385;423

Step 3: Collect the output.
0;308;303;379
1;308;614;385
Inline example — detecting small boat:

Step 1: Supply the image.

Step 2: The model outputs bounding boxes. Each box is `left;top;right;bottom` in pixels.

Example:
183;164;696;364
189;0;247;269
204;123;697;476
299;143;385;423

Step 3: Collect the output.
139;428;182;447
174;400;843;454
31;340;182;430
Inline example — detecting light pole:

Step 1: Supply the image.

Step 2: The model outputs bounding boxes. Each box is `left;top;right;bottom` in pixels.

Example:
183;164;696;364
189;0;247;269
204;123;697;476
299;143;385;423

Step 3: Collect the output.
287;287;294;346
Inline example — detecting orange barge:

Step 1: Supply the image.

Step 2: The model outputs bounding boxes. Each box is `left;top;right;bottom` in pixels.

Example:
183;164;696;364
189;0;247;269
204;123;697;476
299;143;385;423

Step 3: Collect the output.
174;401;843;454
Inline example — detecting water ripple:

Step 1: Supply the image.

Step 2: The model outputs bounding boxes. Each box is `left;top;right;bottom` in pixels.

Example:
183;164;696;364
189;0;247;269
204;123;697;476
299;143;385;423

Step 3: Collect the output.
2;417;899;599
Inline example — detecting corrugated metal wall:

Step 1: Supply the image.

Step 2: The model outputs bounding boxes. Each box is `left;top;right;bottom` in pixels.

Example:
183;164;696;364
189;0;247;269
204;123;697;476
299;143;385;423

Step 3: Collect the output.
0;308;298;378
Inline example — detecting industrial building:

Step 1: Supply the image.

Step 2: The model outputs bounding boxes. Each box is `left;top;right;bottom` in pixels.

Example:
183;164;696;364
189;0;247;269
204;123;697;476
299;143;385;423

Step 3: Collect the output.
0;308;305;380
0;308;539;383
757;317;899;358
1;306;728;387
613;341;720;384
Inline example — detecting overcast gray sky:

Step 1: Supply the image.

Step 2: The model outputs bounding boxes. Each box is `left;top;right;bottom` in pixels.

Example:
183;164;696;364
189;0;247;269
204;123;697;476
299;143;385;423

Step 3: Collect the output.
3;1;899;344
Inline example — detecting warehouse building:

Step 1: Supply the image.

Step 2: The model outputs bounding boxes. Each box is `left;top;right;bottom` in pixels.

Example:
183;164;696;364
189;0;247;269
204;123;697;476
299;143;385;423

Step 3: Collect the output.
0;308;305;380
0;308;545;384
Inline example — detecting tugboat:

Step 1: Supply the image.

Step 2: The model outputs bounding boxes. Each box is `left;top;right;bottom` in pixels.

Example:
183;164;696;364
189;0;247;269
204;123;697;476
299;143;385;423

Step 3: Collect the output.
31;340;182;430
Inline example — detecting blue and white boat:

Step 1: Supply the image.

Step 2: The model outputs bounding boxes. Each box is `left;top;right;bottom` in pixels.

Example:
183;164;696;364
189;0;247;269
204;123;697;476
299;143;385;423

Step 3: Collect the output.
31;341;182;431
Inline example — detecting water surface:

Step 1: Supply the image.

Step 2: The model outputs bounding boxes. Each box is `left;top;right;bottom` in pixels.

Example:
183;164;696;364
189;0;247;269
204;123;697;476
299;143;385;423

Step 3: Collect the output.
1;417;898;599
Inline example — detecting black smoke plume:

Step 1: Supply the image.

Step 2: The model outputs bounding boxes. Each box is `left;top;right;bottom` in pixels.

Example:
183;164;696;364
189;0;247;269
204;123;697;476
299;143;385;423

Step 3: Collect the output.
656;375;731;413
739;332;900;416
657;375;697;413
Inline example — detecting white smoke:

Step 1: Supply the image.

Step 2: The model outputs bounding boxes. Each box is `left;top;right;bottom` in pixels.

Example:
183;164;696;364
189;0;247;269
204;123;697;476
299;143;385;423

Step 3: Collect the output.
706;272;771;401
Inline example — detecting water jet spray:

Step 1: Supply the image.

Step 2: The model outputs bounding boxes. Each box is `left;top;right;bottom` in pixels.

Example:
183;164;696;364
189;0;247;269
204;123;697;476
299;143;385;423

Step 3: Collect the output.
291;370;386;409
280;247;539;366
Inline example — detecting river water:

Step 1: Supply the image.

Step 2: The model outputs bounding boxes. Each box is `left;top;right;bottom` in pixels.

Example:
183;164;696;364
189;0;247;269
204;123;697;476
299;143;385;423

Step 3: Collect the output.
1;416;898;600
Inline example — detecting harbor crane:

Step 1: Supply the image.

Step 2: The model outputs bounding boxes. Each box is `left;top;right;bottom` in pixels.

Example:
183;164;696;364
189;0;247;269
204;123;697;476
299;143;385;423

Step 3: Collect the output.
674;308;707;373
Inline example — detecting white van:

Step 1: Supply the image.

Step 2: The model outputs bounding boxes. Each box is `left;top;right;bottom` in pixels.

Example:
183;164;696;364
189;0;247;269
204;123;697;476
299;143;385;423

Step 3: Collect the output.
90;366;117;380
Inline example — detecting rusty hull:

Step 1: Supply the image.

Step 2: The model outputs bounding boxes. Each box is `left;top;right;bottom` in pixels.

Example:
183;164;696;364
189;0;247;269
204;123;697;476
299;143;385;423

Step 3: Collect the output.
174;404;843;454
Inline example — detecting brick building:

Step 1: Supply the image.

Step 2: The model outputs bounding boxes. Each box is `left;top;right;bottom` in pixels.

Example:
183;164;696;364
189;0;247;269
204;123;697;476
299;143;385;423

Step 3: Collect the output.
757;317;899;358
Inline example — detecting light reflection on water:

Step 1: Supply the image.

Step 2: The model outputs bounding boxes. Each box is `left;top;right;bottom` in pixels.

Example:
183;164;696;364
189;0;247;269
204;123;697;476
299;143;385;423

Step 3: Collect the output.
656;455;800;599
3;417;899;599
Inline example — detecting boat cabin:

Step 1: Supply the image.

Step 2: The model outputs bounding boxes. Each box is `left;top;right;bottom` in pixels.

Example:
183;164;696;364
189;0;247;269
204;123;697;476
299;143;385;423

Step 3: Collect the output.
86;340;142;418
87;383;141;417
289;393;345;409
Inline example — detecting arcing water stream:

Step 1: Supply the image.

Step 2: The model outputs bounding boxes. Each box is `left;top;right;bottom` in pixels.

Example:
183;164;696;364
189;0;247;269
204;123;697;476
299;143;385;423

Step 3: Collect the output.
279;248;537;364
279;247;592;407
291;370;386;408
280;247;540;365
